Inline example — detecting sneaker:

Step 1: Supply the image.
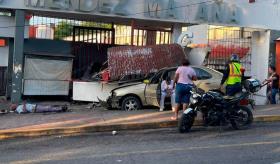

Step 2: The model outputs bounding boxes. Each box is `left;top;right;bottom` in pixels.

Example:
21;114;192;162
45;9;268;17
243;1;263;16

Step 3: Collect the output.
159;108;164;112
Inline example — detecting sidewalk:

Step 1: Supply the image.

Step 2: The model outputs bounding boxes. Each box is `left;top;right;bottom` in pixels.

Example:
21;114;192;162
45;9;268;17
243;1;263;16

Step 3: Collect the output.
0;104;280;139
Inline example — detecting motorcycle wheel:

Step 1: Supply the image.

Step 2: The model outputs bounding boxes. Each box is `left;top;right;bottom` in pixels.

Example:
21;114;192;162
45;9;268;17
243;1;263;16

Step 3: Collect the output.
178;114;195;133
230;106;253;130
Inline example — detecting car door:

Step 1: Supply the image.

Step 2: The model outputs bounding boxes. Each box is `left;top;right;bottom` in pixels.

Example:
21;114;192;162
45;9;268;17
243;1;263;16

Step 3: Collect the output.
193;67;220;91
144;70;165;107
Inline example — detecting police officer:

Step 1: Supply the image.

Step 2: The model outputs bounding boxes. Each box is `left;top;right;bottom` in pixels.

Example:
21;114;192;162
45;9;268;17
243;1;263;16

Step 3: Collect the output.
219;54;243;96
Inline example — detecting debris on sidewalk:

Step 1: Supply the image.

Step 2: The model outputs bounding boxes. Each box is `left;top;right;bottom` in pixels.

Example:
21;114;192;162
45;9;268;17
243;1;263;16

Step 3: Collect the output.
0;96;7;103
0;96;9;114
112;131;118;136
10;103;68;114
0;109;8;114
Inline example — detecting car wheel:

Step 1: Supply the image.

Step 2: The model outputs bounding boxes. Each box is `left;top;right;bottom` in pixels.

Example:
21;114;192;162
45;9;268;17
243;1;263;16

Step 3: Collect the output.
121;96;142;111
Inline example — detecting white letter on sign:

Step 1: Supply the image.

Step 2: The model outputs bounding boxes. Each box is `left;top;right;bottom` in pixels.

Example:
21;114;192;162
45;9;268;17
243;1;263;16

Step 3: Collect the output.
80;0;96;12
166;0;176;19
211;2;224;23
69;0;79;11
227;4;239;24
114;0;128;16
195;3;208;22
98;0;113;13
45;0;69;9
25;0;45;7
145;0;161;18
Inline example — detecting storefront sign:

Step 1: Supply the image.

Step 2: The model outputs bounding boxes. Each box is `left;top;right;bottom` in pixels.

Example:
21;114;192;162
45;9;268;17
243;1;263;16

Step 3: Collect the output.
23;0;238;23
24;0;130;16
195;3;239;24
23;0;178;19
0;0;241;26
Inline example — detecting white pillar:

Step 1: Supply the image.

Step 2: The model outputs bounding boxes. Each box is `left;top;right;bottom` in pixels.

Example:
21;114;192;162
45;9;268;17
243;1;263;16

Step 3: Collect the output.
251;30;270;105
172;23;182;43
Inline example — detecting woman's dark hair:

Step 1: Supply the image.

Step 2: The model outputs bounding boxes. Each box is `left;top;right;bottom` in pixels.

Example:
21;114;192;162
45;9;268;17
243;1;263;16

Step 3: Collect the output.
270;65;276;72
182;59;190;66
165;76;171;85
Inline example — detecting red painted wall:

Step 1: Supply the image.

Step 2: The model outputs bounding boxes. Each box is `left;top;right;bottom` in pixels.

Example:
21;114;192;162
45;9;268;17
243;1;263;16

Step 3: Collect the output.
275;41;280;79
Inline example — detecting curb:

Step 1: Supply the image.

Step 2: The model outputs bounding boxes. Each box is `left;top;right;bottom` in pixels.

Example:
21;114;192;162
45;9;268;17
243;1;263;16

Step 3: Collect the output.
1;115;280;140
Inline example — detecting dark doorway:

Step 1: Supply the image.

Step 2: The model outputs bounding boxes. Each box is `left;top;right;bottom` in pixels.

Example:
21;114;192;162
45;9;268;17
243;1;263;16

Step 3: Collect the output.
72;26;116;79
0;67;7;96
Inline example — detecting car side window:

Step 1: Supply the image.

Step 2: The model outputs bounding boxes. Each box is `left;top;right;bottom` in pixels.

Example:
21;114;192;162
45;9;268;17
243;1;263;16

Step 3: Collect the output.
162;69;176;81
193;67;212;80
150;70;164;84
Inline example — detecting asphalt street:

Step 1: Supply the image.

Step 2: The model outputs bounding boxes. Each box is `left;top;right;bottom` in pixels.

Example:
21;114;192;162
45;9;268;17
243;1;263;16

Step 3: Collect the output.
1;122;280;164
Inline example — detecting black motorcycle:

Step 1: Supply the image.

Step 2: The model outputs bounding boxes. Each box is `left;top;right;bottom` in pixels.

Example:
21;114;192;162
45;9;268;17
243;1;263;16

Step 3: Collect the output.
178;79;262;133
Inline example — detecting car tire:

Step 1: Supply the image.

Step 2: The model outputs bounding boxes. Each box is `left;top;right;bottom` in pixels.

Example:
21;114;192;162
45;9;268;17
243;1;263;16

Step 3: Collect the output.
121;96;142;111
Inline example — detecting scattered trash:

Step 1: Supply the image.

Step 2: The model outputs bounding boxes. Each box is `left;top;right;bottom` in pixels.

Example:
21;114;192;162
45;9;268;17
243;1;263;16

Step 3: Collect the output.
0;109;8;114
112;131;117;136
90;103;101;110
0;96;7;103
0;96;9;114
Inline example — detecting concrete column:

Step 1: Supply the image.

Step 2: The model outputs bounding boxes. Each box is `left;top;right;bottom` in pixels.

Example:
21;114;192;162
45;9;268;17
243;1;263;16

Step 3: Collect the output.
11;10;25;103
172;23;182;43
6;38;14;98
251;30;270;105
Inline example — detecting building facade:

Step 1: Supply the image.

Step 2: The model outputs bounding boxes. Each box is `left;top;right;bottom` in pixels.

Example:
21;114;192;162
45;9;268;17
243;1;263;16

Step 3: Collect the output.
0;0;280;104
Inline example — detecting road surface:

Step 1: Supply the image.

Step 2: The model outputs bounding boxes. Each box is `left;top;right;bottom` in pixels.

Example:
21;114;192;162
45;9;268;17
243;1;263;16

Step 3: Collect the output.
1;122;280;164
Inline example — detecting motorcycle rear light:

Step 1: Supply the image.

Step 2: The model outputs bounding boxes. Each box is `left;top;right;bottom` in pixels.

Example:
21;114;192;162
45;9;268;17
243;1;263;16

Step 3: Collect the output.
239;99;249;106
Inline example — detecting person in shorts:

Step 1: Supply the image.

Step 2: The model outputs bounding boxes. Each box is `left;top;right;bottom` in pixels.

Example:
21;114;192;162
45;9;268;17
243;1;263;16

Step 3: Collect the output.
172;59;197;120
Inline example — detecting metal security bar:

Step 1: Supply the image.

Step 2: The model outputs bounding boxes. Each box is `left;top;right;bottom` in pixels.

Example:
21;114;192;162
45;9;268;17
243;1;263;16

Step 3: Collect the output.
71;26;115;79
29;15;112;41
29;15;172;46
206;27;252;76
73;26;115;44
131;25;172;46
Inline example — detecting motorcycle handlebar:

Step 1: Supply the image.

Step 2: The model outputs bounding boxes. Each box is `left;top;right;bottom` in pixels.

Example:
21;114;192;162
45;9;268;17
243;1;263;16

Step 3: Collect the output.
261;81;270;88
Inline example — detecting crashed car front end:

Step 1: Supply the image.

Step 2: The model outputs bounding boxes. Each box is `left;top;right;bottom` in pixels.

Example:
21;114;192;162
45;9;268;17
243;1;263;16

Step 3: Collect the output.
107;91;122;109
99;83;146;110
98;91;121;109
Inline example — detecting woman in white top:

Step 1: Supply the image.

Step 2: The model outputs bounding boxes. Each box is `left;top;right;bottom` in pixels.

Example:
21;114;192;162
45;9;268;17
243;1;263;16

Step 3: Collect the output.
160;76;175;112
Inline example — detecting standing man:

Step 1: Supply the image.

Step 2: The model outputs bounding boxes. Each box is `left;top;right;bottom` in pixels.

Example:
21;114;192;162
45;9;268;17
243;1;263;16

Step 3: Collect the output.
264;66;279;104
219;54;243;96
172;59;197;120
